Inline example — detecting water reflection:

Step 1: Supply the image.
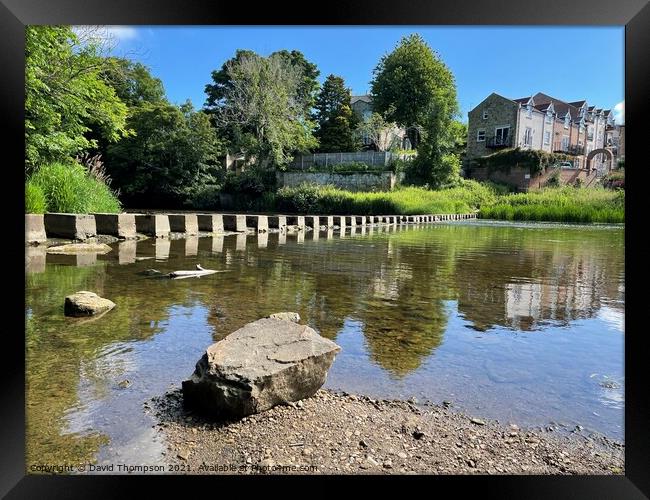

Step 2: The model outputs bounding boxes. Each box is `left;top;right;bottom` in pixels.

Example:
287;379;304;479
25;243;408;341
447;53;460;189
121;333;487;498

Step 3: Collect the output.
25;221;625;467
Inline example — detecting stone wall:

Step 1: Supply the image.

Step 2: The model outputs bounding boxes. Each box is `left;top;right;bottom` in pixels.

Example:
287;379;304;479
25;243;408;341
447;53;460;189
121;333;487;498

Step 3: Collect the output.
277;171;398;192
470;166;597;192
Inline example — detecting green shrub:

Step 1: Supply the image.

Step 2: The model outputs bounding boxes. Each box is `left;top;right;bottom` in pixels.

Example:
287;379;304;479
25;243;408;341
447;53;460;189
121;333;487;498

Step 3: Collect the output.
29;162;121;213
184;184;222;210
25;182;47;213
222;168;277;196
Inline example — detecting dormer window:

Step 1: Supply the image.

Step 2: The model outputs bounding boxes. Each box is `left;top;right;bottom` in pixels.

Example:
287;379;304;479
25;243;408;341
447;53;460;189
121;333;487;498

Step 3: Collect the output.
545;111;552;124
526;104;532;118
564;115;570;129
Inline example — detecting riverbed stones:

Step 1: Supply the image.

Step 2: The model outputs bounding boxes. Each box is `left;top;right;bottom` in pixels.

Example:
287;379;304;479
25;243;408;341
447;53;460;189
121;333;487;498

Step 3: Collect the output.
44;213;97;240
25;214;47;244
182;317;341;417
64;291;116;317
46;242;112;254
93;213;137;239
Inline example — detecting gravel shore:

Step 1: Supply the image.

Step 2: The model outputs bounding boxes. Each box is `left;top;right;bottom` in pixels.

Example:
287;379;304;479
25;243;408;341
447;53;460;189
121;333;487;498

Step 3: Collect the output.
150;388;624;475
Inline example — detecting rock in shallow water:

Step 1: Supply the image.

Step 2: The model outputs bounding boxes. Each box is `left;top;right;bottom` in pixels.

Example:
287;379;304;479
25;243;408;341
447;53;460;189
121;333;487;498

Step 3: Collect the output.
182;318;341;417
47;243;112;254
64;291;116;317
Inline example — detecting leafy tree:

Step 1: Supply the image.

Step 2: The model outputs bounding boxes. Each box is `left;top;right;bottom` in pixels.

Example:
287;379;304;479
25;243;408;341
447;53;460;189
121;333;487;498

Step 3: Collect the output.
105;101;223;207
370;34;459;186
209;52;318;168
101;58;166;107
313;75;360;152
25;26;129;172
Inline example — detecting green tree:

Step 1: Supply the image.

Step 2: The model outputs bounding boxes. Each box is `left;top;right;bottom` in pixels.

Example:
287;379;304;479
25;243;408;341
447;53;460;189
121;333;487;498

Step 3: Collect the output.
356;112;400;152
314;75;360;152
208;51;317;168
105;100;223;207
371;34;459;186
25;26;129;172
101;58;166;107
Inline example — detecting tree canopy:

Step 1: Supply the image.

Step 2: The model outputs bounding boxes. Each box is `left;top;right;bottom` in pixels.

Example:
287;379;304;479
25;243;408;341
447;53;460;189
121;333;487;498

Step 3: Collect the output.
370;33;460;186
313;75;359;152
25;26;130;172
206;51;318;168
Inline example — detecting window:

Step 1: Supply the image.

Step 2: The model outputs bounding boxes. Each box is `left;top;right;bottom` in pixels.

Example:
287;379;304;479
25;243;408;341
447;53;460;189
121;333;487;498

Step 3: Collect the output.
526;104;532;118
562;136;570;150
564;115;570;129
588;126;594;141
482;111;488;119
495;126;510;146
476;129;486;142
524;127;533;146
544;131;551;145
545;112;552;124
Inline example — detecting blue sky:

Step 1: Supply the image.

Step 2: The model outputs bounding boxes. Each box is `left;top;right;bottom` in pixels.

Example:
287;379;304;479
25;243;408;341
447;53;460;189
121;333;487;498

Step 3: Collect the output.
98;26;625;124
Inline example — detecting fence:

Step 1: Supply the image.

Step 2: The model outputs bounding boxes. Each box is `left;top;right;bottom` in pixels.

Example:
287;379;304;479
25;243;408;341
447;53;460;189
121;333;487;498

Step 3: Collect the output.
290;151;412;170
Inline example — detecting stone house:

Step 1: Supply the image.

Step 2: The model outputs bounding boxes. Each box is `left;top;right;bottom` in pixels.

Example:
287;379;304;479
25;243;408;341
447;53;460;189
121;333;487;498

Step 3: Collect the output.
351;95;411;151
466;92;617;173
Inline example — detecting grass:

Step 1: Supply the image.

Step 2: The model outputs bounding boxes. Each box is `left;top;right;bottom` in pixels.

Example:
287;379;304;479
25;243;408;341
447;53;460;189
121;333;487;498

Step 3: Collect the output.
26;162;121;214
478;186;624;223
274;180;498;215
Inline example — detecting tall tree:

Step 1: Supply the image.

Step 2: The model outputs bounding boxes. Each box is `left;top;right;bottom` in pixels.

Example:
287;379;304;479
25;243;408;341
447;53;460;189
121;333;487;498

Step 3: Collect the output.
370;33;459;186
25;26;129;172
355;112;400;152
208;51;318;168
370;34;458;148
313;75;359;152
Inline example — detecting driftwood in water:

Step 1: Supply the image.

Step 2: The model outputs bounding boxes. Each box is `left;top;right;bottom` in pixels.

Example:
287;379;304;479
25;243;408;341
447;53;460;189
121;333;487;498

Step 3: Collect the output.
169;264;222;280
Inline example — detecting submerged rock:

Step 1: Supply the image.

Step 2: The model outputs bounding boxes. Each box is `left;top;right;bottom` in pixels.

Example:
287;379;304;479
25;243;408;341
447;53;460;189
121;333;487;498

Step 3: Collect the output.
47;243;112;255
267;312;301;323
64;291;116;317
182;317;341;417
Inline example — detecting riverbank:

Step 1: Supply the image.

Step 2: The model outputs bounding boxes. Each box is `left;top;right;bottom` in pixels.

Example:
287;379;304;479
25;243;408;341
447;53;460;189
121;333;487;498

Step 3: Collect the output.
151;389;624;475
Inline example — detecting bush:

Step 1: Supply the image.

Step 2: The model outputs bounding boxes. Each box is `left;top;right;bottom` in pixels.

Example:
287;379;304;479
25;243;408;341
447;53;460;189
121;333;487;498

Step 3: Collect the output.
28;162;121;213
25;182;47;213
222;168;277;196
184;184;222;210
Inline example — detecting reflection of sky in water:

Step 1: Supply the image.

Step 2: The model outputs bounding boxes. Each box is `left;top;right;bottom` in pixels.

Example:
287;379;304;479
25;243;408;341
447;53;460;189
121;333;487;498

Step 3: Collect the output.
26;221;625;467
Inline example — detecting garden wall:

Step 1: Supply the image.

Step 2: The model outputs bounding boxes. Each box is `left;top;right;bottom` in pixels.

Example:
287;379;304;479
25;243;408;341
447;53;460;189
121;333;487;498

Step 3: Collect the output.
277;171;401;192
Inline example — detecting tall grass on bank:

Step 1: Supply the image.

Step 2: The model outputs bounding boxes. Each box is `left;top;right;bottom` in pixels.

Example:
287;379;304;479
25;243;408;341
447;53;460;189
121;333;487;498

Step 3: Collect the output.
479;187;624;223
274;180;497;215
26;162;121;214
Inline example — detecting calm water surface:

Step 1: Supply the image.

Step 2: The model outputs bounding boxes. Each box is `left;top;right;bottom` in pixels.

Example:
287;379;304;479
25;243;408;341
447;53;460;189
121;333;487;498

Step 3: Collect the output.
25;220;624;467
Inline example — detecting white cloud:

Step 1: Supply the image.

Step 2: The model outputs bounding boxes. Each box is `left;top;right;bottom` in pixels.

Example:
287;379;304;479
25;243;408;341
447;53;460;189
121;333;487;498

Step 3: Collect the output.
614;101;624;125
104;26;139;41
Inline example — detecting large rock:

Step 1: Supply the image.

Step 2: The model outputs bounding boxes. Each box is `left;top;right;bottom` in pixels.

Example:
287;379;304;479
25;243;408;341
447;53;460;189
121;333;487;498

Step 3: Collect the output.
64;291;116;317
182;318;341;417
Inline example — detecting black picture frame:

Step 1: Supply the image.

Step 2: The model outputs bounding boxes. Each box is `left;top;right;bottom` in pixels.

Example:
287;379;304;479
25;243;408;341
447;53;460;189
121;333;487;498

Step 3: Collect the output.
3;0;648;497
